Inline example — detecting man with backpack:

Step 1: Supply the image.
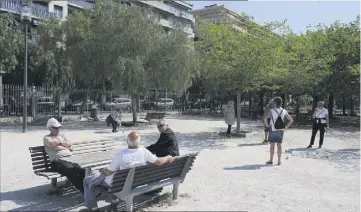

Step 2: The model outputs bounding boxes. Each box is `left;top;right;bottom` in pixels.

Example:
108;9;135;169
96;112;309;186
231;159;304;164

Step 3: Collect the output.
264;97;294;165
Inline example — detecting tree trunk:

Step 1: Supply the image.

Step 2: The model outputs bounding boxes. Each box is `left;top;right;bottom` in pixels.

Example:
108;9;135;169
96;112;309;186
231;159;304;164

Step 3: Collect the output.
328;94;334;118
282;93;286;108
350;96;355;116
295;96;301;120
248;93;252;116
56;89;61;121
131;94;137;124
342;97;347;116
80;93;88;115
259;92;264;115
136;93;140;113
312;94;318;111
236;90;241;134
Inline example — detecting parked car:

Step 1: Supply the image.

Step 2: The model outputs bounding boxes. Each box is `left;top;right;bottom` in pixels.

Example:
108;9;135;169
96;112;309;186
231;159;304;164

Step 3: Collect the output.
155;98;174;109
141;100;156;110
103;98;132;111
63;99;98;113
36;96;55;112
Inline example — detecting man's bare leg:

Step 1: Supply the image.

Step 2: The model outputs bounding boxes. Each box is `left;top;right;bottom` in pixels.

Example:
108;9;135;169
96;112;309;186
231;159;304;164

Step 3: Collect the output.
277;143;282;165
266;142;275;164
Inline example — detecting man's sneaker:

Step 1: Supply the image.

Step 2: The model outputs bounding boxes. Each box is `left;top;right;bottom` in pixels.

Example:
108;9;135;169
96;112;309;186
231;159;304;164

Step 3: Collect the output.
307;145;312;148
318;146;322;149
262;139;268;144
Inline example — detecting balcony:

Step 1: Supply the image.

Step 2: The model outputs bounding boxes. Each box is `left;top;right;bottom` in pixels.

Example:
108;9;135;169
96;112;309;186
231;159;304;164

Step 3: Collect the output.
139;1;195;23
68;0;94;9
0;0;60;20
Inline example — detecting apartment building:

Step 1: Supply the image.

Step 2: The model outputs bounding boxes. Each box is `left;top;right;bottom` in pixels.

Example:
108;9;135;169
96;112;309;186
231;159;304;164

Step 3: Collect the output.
191;4;248;34
0;0;195;38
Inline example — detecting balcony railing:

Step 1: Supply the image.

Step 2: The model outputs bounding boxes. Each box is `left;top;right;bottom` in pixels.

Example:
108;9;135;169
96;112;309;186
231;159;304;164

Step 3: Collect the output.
68;0;94;9
0;0;60;20
139;1;195;23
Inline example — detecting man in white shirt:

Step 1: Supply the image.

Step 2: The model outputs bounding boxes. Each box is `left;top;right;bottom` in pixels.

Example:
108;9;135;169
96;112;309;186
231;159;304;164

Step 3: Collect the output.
82;131;174;211
307;101;329;149
264;97;294;165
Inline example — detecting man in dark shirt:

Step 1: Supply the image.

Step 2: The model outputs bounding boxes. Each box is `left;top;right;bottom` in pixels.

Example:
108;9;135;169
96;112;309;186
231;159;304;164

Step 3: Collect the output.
145;119;179;195
147;119;179;157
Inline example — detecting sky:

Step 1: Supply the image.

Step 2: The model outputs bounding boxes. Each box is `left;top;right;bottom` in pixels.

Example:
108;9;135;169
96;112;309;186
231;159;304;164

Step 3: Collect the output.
189;1;360;34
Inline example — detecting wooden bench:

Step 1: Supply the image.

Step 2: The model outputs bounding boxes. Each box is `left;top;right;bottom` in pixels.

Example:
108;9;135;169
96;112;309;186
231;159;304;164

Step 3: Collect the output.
107;152;198;211
144;112;166;122
29;140;116;191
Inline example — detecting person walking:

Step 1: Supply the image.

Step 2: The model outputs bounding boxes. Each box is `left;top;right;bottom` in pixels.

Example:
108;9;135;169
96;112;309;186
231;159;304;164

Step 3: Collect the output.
307;101;329;149
224;100;236;136
264;97;294;165
262;99;274;144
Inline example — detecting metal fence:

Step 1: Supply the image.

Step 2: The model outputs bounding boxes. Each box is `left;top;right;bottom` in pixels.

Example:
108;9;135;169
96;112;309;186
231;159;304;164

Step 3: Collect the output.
1;84;359;120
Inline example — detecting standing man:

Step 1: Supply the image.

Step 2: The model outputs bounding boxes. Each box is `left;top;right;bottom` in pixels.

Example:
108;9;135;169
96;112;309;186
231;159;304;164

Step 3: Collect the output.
307;101;329;149
43;118;85;193
224;101;236;136
264;97;294;165
147;119;179;157
262;100;274;144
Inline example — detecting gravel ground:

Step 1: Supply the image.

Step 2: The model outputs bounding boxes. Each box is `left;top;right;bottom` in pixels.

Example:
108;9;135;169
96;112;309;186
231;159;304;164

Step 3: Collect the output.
0;114;359;212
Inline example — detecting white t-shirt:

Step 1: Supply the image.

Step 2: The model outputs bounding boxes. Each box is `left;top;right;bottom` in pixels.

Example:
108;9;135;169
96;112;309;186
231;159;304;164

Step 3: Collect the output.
104;147;157;185
270;107;288;131
315;108;328;124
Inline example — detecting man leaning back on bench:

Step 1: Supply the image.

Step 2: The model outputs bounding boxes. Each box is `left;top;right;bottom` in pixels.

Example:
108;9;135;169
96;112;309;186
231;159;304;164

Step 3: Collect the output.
43;118;180;211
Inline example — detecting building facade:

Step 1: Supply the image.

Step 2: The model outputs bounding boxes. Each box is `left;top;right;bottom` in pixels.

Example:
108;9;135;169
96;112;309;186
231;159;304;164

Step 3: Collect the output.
0;0;195;38
191;4;248;34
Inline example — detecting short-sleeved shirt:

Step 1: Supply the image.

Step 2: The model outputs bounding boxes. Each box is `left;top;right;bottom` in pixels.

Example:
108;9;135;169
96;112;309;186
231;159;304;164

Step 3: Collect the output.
315;108;328;124
104;147;157;185
43;134;72;161
270;108;289;131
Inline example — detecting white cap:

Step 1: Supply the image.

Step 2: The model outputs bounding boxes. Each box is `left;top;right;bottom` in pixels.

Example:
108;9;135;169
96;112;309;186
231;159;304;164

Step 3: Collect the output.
46;118;62;128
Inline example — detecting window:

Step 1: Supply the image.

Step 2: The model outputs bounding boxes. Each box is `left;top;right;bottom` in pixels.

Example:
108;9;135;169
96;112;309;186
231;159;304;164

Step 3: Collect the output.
54;5;63;18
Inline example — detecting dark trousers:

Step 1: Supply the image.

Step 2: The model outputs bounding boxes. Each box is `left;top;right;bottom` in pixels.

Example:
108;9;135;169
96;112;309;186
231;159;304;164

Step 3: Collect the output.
227;125;232;134
310;123;326;146
51;160;85;193
111;120;118;131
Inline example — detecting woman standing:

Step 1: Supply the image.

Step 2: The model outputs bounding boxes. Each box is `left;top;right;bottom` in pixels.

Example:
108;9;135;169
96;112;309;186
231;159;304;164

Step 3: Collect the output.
224;101;236;136
307;101;329;149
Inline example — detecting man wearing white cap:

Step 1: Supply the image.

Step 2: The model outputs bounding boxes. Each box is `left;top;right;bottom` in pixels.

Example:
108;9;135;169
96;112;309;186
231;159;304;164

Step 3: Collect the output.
44;118;85;193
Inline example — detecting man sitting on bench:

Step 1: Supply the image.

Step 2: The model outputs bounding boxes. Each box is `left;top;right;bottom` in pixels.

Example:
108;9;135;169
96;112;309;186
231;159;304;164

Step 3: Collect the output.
44;118;85;193
82;131;175;211
147;119;180;157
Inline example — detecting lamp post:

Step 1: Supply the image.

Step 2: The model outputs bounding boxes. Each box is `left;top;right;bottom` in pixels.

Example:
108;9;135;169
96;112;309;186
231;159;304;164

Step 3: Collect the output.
21;0;32;133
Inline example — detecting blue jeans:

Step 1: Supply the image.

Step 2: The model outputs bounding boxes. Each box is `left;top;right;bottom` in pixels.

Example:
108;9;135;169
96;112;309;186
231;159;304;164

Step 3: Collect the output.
83;174;110;210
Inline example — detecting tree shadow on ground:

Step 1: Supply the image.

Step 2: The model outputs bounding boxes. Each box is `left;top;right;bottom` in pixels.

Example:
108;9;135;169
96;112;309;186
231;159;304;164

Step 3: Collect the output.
224;164;271;171
285;147;360;171
1;184;173;211
168;114;224;122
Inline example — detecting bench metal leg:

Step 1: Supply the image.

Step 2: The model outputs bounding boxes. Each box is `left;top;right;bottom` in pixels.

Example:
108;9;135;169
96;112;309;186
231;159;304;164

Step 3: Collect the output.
51;178;58;190
172;182;179;200
125;196;133;212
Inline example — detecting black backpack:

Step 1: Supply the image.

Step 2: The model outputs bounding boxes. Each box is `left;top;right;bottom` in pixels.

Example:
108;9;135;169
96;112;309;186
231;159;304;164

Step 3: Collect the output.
272;109;285;129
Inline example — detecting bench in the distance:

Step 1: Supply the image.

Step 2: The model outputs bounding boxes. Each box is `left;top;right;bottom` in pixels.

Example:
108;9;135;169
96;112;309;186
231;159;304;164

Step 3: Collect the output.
29;140;116;191
107;152;198;211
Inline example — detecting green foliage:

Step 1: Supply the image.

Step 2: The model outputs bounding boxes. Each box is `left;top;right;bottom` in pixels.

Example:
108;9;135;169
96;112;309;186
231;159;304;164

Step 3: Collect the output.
0;13;23;73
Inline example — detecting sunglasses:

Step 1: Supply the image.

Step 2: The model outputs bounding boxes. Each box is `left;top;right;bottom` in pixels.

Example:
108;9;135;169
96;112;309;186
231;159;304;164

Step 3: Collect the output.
52;127;60;130
157;125;165;128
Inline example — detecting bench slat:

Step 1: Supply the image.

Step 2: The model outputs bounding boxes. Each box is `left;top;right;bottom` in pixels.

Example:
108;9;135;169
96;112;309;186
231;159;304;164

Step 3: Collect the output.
31;152;46;157
72;140;115;148
71;147;116;155
71;143;115;153
132;168;183;188
29;146;45;153
72;140;113;145
35;171;61;179
134;163;184;179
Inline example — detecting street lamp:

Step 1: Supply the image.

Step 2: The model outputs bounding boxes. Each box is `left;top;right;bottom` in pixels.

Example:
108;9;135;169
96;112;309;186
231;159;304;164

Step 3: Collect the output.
21;0;32;133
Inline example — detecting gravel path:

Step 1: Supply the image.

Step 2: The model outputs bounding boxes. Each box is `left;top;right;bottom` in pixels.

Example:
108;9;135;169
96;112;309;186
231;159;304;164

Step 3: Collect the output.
0;115;359;211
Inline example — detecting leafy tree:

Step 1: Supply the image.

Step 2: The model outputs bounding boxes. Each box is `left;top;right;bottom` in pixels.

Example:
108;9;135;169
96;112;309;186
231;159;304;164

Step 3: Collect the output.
0;13;23;74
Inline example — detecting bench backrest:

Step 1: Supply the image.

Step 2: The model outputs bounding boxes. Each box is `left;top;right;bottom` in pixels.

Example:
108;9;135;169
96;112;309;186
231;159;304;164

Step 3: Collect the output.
108;152;198;193
29;140;116;173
